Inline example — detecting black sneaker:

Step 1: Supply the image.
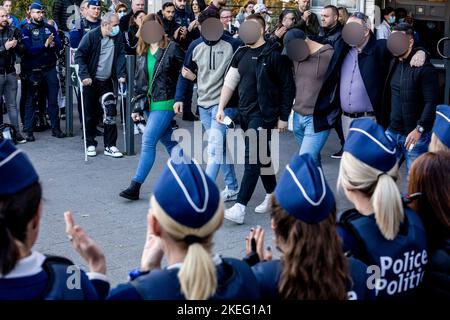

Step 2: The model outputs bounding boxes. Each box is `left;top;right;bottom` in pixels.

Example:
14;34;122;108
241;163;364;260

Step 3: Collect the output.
182;113;199;121
52;129;66;138
171;120;179;130
15;132;27;144
26;133;35;142
331;147;343;159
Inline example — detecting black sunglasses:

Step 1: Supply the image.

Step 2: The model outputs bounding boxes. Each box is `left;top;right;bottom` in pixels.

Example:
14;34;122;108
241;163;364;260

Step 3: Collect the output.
350;12;368;22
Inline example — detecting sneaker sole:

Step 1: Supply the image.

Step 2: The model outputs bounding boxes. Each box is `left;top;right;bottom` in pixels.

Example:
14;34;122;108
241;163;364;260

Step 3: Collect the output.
87;152;97;157
119;192;139;200
255;207;271;214
224;215;244;225
16;140;27;144
104;152;123;158
330;155;342;159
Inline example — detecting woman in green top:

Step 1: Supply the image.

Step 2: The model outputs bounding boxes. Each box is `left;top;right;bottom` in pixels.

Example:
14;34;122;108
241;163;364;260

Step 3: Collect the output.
120;14;185;200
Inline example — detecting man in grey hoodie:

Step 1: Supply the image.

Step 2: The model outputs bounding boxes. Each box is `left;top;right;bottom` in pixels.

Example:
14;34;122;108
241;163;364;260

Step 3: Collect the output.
283;29;334;166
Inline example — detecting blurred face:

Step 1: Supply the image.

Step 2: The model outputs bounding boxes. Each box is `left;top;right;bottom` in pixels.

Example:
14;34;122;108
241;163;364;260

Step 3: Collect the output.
192;0;200;13
3;1;12;14
321;8;338;28
246;4;254;14
163;6;175;21
347;16;370;40
220;10;232;28
87;5;101;19
298;0;310;12
30;9;45;22
174;0;187;10
0;9;8;27
132;0;145;13
282;13;296;29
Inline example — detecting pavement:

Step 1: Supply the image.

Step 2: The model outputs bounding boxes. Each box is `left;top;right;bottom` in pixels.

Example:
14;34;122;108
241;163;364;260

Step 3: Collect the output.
16;109;406;287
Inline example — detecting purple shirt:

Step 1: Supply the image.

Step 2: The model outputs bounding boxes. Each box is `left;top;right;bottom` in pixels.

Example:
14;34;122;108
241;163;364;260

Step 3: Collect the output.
340;48;373;113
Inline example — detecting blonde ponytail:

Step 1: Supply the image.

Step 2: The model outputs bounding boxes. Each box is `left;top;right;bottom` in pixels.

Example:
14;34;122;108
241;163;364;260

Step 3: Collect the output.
338;152;404;240
371;173;404;240
178;242;217;300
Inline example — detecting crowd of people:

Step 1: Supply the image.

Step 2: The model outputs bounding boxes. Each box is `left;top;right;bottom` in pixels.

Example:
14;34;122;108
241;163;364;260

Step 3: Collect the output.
0;0;449;301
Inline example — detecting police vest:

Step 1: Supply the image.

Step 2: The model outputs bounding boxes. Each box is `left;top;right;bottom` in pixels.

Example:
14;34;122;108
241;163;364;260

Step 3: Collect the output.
340;208;428;299
252;258;373;300
130;257;260;300
38;256;86;300
24;23;58;65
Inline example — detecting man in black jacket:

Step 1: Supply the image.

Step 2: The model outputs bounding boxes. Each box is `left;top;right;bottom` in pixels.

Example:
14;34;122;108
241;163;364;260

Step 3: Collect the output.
312;12;426;138
319;5;342;46
0;6;25;143
216;14;295;225
75;12;126;158
295;0;319;36
385;23;439;172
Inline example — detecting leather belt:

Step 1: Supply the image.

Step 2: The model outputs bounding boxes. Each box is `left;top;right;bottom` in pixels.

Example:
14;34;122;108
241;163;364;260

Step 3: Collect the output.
343;111;375;118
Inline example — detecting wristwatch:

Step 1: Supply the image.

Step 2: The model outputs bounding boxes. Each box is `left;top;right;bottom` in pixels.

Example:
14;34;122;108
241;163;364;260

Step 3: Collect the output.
416;125;424;134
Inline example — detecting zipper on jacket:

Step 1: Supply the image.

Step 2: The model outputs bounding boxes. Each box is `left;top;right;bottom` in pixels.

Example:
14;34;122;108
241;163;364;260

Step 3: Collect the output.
209;45;213;70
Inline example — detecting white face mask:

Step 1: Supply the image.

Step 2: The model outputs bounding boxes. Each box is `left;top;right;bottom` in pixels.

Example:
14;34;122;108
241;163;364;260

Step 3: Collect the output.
118;12;126;19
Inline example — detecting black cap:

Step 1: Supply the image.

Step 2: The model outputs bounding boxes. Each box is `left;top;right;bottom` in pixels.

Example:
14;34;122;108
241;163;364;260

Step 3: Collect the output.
282;29;306;55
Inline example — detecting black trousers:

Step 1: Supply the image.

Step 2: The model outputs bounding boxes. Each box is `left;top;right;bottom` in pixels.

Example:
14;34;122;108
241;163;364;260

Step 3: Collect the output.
237;112;277;206
82;78;117;148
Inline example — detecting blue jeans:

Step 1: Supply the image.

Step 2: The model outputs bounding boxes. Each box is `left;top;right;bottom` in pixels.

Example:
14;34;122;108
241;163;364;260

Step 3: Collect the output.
198;105;238;191
386;129;431;173
293;113;330;167
24;67;60;133
133;110;179;184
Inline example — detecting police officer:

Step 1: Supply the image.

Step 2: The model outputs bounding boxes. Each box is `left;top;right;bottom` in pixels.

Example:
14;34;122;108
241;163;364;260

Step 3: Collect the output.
69;0;101;48
245;154;374;300
0;140;108;299
74;12;126;158
21;2;66;142
337;119;428;300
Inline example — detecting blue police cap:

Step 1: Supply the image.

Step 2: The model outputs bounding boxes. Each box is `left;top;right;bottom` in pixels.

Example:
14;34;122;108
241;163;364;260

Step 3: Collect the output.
152;157;221;229
274;154;335;224
344;119;397;172
29;2;44;11
433;105;450;148
88;0;101;7
0;140;39;195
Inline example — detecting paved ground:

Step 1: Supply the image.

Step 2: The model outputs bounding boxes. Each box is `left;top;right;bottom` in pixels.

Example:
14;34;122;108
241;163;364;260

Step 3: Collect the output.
16;108;406;287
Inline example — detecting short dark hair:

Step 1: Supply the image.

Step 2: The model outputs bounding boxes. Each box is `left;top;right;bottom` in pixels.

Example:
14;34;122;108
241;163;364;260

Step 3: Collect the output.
198;8;220;24
244;1;255;9
324;5;339;17
219;8;232;15
393;22;414;36
162;2;175;10
246;13;265;30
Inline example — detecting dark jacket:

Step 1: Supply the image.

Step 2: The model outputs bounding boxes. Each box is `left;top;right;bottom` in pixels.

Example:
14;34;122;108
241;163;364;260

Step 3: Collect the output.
119;11;133;33
52;0;82;32
0;26;20;71
21;20;62;72
74;26;127;82
319;23;343;47
294;9;320;36
132;41;185;112
236;42;295;122
420;239;450;300
313;33;393;132
384;49;439;134
123;25;139;55
157;10;181;42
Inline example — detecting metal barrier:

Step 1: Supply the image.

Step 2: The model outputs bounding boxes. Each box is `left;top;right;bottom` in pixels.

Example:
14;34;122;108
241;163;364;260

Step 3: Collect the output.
64;47;136;155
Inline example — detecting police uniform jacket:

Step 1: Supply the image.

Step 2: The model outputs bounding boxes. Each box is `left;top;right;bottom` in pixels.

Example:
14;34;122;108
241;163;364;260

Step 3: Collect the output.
74;26;127;82
21;21;62;72
107;257;261;300
251;258;374;300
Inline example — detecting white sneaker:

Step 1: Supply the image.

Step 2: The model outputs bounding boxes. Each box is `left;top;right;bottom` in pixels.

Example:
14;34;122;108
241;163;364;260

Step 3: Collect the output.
221;186;239;202
104;146;123;158
255;194;272;214
134;124;139;135
224;203;246;224
87;146;96;157
137;122;146;134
